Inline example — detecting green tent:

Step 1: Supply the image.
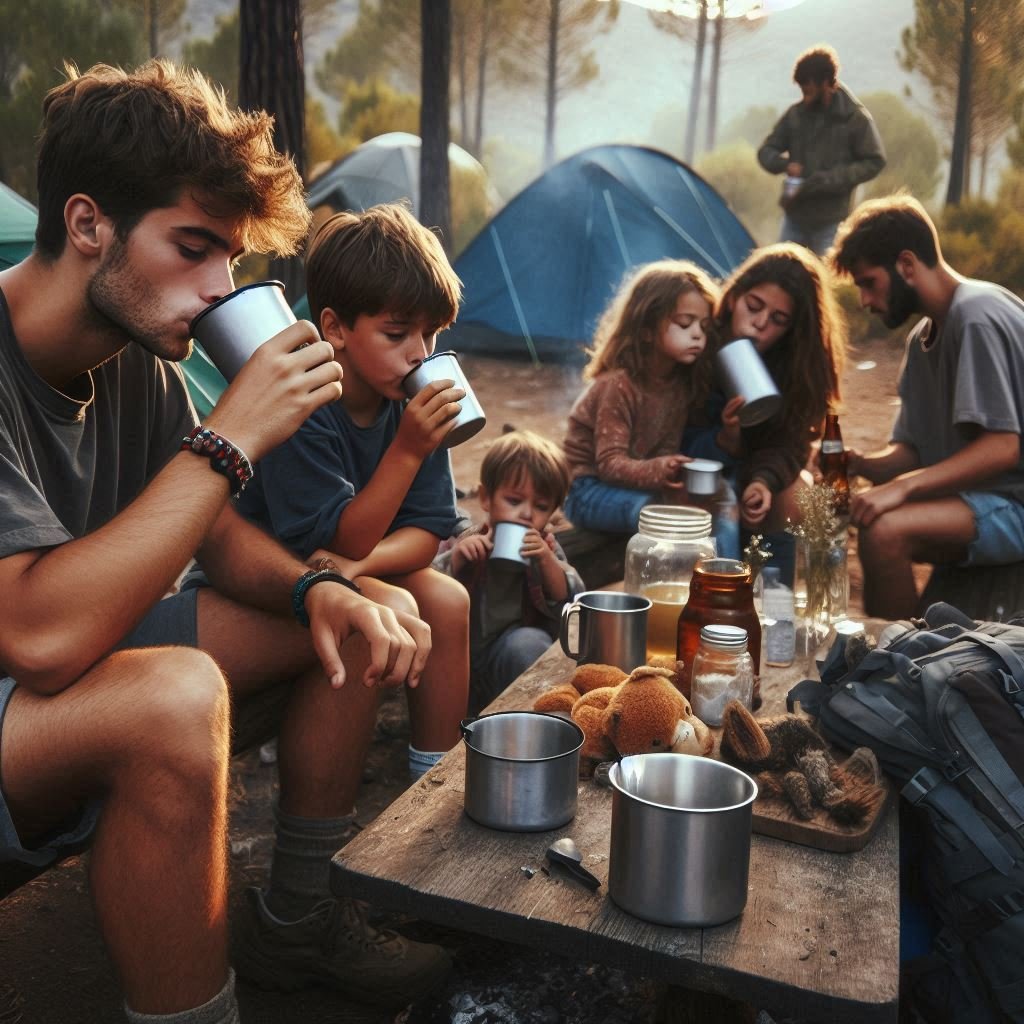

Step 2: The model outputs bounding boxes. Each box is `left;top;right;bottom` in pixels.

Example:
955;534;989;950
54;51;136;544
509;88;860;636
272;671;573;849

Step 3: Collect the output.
0;182;226;417
0;183;37;269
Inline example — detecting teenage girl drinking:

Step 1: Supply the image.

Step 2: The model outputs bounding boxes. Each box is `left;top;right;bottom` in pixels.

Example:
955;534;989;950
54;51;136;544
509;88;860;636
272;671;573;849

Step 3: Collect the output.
684;243;847;577
562;259;719;532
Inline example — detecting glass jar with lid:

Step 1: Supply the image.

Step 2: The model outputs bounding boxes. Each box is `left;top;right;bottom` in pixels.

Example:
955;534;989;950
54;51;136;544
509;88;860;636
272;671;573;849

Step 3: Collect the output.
690;624;754;726
623;505;716;661
676;557;761;701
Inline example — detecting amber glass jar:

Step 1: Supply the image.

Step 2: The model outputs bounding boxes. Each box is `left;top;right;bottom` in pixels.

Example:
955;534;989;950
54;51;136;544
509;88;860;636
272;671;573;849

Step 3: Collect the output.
676;558;761;701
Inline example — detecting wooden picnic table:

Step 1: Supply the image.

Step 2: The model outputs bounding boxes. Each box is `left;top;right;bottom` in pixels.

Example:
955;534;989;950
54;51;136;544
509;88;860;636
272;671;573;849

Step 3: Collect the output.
331;640;899;1024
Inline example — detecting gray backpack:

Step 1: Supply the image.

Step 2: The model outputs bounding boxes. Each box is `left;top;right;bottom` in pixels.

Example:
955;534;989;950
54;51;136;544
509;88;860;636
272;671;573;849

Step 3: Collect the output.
789;603;1024;1024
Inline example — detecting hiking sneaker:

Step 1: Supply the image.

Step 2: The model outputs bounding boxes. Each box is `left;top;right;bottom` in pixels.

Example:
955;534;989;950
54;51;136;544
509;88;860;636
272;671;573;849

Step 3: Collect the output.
231;887;452;1009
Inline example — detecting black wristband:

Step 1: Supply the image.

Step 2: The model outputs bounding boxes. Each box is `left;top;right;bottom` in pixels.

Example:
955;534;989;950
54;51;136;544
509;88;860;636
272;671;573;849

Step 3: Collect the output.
291;569;362;628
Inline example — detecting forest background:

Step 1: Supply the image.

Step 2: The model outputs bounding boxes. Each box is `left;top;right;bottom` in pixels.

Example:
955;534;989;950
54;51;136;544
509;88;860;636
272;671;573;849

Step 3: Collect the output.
3;0;1024;338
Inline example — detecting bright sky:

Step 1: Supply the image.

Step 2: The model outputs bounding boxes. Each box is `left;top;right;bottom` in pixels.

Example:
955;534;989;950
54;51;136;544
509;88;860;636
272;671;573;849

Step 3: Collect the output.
603;0;810;17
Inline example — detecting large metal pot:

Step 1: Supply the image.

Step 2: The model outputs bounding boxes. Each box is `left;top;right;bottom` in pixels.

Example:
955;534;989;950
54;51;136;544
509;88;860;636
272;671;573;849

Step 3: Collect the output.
461;712;584;832
608;753;758;926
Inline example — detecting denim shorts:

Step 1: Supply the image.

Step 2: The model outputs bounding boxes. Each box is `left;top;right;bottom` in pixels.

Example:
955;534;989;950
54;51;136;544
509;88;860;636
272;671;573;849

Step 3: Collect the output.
0;589;199;869
961;491;1024;567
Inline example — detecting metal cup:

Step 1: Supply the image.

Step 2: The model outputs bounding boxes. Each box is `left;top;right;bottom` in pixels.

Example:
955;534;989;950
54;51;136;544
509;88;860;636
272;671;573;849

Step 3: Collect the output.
189;280;297;382
400;350;487;449
715;337;783;427
685;459;723;496
608;753;758;926
559;591;651;673
490;521;530;567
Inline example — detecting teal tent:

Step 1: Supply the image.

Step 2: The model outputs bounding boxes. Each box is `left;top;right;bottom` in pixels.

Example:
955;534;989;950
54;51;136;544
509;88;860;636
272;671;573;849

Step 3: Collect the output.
0;183;37;269
0;182;226;416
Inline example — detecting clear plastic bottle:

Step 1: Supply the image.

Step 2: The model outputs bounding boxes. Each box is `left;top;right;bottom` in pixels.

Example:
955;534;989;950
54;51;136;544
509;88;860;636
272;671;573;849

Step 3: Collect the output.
623;505;716;661
762;566;795;667
690;624;754;726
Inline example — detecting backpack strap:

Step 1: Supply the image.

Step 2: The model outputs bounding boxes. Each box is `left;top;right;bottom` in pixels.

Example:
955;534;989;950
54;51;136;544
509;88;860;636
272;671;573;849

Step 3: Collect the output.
951;704;1024;826
957;632;1024;710
903;766;1016;875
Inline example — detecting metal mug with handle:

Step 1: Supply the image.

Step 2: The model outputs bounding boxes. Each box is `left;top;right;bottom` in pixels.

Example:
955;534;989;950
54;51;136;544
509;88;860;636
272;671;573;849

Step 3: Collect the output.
559;590;652;673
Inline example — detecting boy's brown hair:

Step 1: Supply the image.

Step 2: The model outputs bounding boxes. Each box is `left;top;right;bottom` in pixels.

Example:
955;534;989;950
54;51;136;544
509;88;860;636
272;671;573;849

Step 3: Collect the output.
305;203;462;329
36;60;309;260
480;430;571;510
830;193;941;275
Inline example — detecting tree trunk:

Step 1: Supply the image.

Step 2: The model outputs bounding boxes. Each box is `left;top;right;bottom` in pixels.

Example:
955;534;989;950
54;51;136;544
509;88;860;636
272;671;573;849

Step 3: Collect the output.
239;0;306;299
420;0;452;250
544;0;560;169
149;0;160;57
684;0;708;165
704;0;723;154
455;12;469;150
945;0;973;206
473;3;491;157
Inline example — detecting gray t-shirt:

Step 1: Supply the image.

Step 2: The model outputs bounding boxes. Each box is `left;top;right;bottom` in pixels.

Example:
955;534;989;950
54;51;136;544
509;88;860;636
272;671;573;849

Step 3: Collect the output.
0;288;197;562
892;278;1024;504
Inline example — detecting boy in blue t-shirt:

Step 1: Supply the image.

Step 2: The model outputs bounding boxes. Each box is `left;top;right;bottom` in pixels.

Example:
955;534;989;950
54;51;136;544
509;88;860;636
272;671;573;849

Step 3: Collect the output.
238;203;470;780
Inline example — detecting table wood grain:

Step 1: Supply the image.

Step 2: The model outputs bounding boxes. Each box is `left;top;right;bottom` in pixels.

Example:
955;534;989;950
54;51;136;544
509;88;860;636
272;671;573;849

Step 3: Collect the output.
332;642;899;1024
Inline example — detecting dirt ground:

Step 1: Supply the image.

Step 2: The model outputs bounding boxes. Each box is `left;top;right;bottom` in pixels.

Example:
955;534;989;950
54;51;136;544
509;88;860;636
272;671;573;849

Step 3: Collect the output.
0;333;911;1024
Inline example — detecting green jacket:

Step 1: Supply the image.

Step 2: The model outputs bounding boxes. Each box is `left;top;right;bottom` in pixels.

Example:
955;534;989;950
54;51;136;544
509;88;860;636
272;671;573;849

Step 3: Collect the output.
758;83;885;228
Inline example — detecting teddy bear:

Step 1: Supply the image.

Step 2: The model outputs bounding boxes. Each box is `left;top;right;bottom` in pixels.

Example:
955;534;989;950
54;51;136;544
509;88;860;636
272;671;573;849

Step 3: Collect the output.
533;661;714;768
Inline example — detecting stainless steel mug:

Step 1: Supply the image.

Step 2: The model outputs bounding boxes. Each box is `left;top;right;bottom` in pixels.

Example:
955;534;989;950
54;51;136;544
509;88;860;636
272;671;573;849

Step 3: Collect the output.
461;712;584;831
400;350;487;448
490;520;530;567
608;753;758;926
559;591;651;673
715;337;783;427
685;458;723;496
189;280;297;382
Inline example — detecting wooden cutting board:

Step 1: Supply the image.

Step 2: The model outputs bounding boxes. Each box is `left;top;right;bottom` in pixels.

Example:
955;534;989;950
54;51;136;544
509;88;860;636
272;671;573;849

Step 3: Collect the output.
751;777;892;853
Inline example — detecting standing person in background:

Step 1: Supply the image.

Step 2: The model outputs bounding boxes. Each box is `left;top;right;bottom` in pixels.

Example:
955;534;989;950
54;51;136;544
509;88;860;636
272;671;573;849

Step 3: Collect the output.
561;259;719;533
758;44;885;256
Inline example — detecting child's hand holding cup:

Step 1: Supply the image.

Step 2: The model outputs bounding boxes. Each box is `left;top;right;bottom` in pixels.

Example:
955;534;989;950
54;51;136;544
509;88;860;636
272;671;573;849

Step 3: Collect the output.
400;351;486;448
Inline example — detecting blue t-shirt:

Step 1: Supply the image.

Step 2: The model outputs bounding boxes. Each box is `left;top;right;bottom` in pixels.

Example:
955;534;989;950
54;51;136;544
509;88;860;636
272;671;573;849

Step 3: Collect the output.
237;397;458;559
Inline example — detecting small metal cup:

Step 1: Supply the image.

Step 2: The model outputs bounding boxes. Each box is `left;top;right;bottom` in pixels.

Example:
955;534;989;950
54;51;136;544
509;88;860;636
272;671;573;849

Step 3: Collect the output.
189;281;296;382
715;337;783;427
490;521;530;567
559;590;652;673
685;459;723;496
400;350;487;449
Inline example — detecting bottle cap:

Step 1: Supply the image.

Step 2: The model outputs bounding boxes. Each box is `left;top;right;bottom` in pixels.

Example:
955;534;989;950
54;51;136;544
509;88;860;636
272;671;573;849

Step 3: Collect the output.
699;624;748;650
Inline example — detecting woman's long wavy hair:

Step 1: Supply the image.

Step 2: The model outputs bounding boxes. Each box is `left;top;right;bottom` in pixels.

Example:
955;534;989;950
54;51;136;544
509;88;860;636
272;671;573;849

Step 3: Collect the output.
583;260;719;400
713;243;847;436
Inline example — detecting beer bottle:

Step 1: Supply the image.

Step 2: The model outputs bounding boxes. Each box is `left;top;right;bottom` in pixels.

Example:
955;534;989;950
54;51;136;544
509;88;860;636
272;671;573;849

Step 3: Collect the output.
820;413;850;517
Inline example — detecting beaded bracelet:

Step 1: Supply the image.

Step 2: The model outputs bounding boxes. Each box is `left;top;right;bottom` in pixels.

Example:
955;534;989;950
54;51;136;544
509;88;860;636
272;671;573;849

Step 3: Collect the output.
180;425;254;496
292;569;363;628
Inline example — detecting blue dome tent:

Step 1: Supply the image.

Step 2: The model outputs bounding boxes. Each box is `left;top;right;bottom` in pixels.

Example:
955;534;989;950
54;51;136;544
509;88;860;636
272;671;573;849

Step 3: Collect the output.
447;144;755;363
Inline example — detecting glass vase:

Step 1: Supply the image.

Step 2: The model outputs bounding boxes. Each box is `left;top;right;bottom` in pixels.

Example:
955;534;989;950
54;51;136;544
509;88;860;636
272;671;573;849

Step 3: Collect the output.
794;532;849;673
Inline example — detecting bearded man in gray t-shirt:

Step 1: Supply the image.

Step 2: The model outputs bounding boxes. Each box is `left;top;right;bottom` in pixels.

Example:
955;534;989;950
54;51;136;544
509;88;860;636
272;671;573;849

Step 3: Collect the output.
831;194;1024;619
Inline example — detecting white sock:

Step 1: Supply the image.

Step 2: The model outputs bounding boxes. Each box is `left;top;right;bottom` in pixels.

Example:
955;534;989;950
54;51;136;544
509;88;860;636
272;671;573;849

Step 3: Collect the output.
124;969;238;1024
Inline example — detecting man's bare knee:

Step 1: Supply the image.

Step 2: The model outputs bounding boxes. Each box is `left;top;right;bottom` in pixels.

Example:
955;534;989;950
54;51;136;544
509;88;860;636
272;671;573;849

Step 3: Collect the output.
120;648;230;773
859;516;912;564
